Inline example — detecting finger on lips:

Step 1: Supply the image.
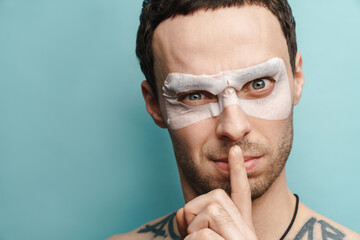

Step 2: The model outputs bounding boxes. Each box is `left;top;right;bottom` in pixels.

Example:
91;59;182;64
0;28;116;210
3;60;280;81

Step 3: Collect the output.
176;145;255;239
229;145;253;225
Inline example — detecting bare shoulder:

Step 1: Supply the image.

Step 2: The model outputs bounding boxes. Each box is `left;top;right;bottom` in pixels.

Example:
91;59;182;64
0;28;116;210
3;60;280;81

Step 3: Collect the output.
288;201;360;240
106;212;181;240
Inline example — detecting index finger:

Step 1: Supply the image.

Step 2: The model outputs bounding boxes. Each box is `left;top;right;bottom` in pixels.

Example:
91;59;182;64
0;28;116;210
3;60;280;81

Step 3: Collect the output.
228;145;253;224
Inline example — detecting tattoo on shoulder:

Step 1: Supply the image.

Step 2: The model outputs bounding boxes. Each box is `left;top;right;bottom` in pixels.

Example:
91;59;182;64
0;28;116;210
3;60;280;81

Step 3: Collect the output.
137;212;181;240
294;217;346;240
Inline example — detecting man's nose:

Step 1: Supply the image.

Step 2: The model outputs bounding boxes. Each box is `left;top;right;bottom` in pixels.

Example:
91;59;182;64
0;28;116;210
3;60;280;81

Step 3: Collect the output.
215;104;251;142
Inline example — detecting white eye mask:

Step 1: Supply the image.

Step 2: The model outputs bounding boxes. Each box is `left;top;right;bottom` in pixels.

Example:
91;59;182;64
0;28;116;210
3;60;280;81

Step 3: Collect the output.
162;57;292;130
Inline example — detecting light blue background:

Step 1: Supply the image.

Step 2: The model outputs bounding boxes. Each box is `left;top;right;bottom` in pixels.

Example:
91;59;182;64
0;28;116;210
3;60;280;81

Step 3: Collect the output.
0;0;359;239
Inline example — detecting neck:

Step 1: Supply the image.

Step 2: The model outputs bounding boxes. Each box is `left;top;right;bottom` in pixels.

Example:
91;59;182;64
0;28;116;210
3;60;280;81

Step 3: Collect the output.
251;168;296;240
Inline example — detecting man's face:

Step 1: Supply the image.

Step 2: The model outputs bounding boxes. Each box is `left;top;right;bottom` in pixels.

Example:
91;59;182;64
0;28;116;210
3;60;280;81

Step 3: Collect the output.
148;6;303;200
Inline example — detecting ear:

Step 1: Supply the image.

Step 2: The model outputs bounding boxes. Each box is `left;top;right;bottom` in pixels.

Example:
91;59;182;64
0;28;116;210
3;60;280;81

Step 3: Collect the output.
293;52;305;106
141;80;167;128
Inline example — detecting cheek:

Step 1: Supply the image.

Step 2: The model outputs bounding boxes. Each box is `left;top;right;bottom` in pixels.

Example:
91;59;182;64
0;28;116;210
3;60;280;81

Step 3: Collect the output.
286;74;295;104
248;116;292;146
171;118;216;153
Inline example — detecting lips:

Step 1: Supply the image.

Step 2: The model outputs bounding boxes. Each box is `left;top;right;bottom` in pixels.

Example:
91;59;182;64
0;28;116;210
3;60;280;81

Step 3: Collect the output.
212;155;261;173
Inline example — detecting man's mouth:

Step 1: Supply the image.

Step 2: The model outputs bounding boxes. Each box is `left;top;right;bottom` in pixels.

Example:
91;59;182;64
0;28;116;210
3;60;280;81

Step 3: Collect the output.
211;155;262;173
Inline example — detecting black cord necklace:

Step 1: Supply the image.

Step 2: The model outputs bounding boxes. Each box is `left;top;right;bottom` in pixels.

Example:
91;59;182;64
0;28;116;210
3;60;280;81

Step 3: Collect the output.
279;194;299;240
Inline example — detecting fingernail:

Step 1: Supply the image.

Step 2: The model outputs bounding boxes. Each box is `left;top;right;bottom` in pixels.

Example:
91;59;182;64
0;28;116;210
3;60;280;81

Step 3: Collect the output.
232;145;241;153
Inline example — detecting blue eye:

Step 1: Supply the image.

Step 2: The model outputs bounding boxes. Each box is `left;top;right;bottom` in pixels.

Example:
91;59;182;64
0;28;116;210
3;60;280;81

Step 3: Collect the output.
252;79;266;90
178;91;218;106
188;92;202;101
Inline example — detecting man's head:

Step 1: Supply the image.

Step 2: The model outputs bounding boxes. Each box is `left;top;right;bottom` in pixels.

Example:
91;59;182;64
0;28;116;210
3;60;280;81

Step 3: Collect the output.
136;0;298;98
137;1;305;201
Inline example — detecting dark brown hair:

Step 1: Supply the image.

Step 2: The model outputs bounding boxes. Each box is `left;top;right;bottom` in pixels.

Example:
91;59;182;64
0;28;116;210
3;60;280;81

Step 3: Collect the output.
136;0;297;97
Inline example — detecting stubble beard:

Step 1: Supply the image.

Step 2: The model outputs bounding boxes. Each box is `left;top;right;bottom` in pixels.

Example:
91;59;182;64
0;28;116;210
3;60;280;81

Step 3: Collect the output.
170;117;294;201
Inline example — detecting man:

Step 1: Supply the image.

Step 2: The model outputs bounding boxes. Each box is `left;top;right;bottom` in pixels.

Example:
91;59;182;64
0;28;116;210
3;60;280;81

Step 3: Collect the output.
109;0;359;239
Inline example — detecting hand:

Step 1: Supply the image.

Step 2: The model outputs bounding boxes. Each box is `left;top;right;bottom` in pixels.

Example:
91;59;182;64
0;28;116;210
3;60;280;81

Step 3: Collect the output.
176;145;258;240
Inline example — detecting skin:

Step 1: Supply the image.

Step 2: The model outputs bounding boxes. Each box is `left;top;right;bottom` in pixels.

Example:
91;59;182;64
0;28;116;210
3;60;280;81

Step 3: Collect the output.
108;6;360;240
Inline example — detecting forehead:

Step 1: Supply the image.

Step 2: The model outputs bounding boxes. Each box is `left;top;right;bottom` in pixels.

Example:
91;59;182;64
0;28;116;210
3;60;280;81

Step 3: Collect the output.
152;6;291;88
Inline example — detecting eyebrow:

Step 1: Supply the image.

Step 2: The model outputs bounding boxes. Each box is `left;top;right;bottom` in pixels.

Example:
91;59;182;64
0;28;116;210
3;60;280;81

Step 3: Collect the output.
166;57;283;79
165;77;218;89
164;57;285;95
